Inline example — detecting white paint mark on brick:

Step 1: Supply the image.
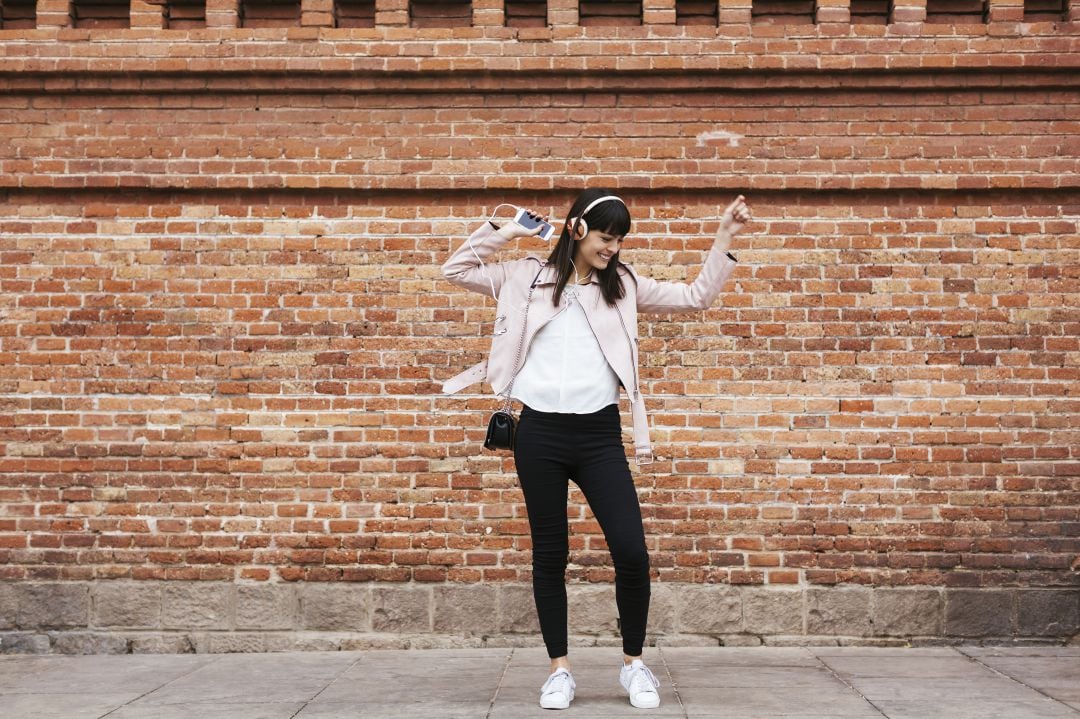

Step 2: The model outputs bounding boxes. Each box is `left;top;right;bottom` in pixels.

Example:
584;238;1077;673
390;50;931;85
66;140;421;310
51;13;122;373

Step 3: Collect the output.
697;130;743;147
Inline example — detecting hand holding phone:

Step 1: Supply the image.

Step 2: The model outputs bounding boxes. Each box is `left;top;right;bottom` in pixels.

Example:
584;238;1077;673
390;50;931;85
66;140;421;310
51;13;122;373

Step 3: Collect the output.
513;207;555;242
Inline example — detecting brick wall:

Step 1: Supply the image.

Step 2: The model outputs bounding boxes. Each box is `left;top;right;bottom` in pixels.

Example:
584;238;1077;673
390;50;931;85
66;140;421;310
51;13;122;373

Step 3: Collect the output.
1;0;1078;652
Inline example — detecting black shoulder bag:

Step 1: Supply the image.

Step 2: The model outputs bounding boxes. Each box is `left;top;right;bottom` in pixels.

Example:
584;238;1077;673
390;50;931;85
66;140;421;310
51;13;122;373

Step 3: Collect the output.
483;268;541;451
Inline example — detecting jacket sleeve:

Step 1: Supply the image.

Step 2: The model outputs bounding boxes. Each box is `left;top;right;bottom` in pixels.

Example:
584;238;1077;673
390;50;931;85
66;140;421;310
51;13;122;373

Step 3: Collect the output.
631;246;739;314
441;221;513;296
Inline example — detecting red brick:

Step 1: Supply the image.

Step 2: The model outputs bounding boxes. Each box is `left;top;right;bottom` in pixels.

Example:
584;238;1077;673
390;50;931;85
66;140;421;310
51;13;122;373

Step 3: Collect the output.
0;22;1074;596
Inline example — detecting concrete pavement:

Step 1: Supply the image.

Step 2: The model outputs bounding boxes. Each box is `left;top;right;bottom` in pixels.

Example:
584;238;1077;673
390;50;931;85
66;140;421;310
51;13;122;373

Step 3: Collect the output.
0;645;1077;718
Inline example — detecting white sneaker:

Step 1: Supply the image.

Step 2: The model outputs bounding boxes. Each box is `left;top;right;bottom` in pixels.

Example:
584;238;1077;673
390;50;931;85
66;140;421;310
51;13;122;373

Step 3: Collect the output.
619;658;660;709
539;667;575;710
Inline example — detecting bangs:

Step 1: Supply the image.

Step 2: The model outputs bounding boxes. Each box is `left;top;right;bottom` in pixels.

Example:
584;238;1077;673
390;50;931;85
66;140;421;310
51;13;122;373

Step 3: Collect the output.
585;200;631;237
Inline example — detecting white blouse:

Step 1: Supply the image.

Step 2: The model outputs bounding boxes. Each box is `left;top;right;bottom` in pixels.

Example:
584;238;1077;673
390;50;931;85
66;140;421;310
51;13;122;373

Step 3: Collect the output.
510;284;621;413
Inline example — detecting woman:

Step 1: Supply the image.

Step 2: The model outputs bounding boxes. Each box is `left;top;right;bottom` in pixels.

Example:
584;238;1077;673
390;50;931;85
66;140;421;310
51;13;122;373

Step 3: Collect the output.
441;189;751;710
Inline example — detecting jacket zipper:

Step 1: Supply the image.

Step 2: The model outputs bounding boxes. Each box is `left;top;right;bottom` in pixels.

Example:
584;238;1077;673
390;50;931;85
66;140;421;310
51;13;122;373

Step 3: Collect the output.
614;308;641;401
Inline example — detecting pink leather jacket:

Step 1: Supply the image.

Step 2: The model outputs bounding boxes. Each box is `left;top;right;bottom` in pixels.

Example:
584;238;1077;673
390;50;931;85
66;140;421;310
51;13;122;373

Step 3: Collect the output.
441;221;738;464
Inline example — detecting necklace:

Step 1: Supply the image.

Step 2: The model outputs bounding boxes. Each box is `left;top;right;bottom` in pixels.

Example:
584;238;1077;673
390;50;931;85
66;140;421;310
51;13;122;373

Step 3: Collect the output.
566;270;591;305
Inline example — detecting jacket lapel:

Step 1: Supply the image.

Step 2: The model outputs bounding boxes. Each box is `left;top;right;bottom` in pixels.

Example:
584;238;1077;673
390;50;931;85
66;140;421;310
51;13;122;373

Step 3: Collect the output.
581;287;637;395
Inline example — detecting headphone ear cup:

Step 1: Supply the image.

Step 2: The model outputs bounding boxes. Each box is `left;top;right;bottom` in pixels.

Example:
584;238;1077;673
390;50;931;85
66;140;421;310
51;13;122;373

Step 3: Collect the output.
570;216;587;239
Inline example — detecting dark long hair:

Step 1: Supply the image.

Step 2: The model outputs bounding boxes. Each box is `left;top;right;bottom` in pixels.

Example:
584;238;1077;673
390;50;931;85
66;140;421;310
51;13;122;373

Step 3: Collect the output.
546;188;632;307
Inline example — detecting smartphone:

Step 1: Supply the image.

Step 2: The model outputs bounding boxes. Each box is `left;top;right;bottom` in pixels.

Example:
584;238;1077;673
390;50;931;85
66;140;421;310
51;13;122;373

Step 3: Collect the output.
514;207;555;242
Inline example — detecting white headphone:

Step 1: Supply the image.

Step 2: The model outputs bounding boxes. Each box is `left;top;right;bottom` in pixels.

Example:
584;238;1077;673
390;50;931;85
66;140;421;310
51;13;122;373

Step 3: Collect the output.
569;195;625;238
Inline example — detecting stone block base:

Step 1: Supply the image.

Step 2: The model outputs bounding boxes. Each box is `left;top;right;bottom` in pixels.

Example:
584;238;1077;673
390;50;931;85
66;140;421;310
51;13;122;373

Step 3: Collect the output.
1;582;1076;654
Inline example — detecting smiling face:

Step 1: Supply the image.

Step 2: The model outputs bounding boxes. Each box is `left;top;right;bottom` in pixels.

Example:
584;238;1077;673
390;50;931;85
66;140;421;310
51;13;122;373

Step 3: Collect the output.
571;227;625;277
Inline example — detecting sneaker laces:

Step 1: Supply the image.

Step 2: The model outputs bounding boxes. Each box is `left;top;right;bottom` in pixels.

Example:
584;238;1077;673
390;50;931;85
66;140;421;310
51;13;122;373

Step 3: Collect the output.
543;669;573;697
627;663;660;695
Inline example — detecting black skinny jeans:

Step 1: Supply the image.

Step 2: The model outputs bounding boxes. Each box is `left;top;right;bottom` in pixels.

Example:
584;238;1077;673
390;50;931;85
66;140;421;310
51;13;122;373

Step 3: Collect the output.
513;404;651;658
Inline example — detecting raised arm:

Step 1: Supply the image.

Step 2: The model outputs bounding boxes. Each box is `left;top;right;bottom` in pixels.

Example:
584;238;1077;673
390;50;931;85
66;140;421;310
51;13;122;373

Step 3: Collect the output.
441;210;549;296
633;195;751;313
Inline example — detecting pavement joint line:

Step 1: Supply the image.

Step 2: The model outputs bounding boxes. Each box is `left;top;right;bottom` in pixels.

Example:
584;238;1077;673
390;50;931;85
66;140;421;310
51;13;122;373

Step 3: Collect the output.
483;647;515;719
657;645;690;719
955;647;1080;715
286;650;367;718
810;647;890;719
95;653;225;719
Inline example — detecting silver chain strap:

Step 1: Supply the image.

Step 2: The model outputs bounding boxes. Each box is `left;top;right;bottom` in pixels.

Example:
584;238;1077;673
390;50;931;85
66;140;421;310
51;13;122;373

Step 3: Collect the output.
499;271;541;413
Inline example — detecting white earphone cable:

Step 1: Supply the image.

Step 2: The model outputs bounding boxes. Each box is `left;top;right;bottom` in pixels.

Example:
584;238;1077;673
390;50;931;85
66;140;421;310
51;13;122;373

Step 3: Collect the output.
467;203;535;326
465;196;624;330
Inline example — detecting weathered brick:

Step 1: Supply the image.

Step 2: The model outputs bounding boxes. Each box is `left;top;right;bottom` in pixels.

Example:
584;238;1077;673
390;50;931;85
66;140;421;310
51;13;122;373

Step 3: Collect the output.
236;584;297;630
567;585;620;634
93;583;162;629
299;584;371;632
807;587;872;636
432;584;498;633
1016;590;1080;638
0;632;52;654
495;584;540;634
873;589;943;638
53;632;130;654
17;584;90;630
678;585;741;634
945;589;1013;638
743;588;803;635
372;585;432;632
0;584;16;630
162;584;232;631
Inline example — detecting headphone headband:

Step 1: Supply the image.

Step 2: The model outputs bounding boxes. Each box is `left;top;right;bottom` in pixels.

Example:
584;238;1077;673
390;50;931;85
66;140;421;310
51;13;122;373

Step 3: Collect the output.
580;195;625;217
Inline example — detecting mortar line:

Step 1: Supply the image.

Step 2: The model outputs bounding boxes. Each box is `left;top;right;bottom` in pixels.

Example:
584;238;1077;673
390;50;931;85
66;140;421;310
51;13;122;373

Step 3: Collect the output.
284;650;367;718
484;647;515;719
97;653;226;718
956;647;1080;715
810;648;891;719
657;646;690;719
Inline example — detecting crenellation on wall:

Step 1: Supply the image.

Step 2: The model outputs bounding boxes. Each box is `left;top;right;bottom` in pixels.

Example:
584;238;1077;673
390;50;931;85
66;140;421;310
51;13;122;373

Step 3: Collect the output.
643;0;677;24
33;0;73;28
986;0;1024;22
890;0;928;22
300;0;335;27
472;0;506;26
205;0;239;27
3;0;1077;32
130;0;167;28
